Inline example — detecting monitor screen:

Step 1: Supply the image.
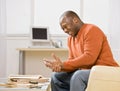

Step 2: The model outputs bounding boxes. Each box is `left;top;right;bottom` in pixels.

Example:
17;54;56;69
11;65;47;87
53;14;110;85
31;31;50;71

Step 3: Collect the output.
31;27;49;42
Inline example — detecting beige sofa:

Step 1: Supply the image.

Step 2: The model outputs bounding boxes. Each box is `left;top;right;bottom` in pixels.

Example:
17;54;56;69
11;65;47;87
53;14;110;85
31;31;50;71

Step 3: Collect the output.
86;62;120;91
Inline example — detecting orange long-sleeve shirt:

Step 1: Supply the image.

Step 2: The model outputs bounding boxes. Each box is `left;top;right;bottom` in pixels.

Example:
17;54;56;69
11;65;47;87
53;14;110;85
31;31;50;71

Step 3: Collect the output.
63;24;119;72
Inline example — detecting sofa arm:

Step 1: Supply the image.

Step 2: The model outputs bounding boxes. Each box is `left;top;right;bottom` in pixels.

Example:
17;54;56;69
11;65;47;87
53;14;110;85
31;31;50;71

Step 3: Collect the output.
86;66;120;91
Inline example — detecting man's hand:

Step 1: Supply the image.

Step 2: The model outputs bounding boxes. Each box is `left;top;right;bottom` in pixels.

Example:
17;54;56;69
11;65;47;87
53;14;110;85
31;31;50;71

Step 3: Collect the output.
43;53;63;72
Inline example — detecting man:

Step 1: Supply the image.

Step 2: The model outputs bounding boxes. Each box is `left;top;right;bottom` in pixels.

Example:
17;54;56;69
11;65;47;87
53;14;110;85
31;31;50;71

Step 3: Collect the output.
44;10;119;91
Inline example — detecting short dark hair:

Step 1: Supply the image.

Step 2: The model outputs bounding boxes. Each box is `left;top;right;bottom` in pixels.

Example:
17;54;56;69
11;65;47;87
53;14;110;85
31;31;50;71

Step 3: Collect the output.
61;10;80;20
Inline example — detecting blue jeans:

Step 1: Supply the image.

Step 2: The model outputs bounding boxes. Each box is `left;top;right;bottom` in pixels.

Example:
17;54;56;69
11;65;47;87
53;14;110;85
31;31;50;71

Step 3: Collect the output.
51;70;90;91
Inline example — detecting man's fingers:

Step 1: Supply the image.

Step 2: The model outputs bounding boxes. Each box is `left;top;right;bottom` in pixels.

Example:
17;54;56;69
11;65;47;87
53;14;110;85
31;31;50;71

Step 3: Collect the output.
43;59;53;68
52;53;60;62
52;53;57;60
43;54;62;72
43;58;52;64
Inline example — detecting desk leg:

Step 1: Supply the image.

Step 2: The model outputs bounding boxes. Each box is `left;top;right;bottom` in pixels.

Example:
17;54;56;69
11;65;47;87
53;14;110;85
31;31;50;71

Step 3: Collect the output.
19;51;25;74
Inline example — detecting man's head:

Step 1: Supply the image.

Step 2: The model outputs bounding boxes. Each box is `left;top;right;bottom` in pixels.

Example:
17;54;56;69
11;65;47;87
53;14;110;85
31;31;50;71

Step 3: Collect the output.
59;11;84;37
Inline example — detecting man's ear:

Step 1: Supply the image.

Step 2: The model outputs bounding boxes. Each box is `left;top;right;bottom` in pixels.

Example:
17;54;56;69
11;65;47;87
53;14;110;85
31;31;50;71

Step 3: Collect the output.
73;17;78;24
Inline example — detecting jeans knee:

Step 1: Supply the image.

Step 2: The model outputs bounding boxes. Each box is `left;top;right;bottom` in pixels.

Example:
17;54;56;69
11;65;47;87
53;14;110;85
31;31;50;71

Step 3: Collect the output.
71;70;82;82
51;72;67;84
70;70;90;83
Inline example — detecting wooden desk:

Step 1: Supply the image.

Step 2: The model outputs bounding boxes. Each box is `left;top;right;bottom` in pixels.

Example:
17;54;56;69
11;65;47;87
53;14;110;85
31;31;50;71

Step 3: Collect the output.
17;48;68;76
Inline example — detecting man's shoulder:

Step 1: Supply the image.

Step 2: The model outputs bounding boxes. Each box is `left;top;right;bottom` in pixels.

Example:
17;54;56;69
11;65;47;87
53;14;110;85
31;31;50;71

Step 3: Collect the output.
84;23;98;29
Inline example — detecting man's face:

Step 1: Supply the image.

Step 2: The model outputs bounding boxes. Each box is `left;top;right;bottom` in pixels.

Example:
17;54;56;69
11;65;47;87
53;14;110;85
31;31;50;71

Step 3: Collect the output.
60;17;78;37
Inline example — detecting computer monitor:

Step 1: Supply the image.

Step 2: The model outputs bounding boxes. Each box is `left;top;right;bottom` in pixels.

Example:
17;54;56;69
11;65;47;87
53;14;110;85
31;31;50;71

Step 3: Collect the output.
30;26;50;42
